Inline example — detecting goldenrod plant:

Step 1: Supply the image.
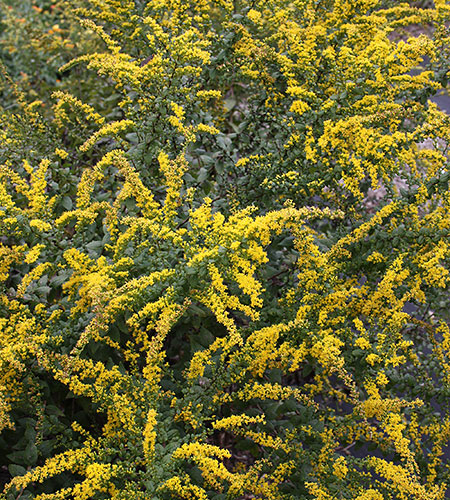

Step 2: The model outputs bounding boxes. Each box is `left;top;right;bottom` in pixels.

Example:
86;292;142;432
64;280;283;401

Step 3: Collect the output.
0;0;450;499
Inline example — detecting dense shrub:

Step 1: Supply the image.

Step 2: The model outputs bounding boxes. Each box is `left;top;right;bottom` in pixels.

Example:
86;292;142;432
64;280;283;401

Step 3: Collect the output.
1;0;450;499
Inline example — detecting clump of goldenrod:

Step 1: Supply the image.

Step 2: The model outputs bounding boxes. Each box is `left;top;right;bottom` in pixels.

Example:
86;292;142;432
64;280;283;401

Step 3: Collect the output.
0;1;450;499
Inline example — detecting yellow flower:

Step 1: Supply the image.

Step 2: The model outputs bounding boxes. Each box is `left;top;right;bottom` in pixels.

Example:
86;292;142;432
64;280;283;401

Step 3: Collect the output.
247;9;262;23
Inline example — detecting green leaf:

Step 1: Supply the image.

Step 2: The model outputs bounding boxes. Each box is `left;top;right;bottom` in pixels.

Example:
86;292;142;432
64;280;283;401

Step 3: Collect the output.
24;443;38;466
61;196;73;210
8;464;26;477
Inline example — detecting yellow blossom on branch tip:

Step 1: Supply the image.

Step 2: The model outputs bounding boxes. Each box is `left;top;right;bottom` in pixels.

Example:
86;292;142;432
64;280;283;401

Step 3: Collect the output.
79;120;134;152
